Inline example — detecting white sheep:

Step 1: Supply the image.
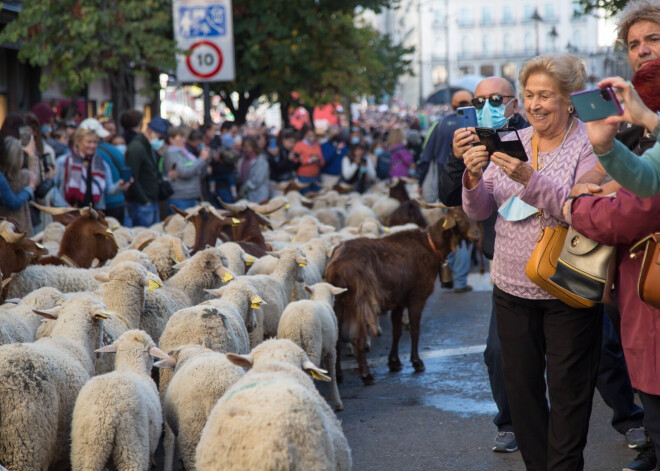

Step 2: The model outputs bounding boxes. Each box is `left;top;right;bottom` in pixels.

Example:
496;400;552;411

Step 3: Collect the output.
277;282;347;411
159;345;245;471
216;241;254;276
70;330;169;471
0;286;64;345
0;296;109;470
195;339;352;471
141;234;189;280
238;247;307;338
345;203;378;228
371;196;401;224
6;264;101;298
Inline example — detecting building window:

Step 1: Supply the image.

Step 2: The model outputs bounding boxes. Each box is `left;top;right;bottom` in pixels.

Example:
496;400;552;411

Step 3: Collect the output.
523;4;535;22
573;30;583;51
461;35;472;57
544;3;556;21
502;5;514;25
459;65;475;75
459;8;472;27
433;9;445;27
502;62;517;81
481;6;493;25
432;65;448;85
502;33;513;56
480;65;495;76
524;33;535;53
483;34;494;56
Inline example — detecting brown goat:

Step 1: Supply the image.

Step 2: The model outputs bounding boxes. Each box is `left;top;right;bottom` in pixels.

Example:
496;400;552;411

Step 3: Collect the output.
219;199;287;257
386;178;427;228
171;203;234;253
0;218;49;278
326;207;479;385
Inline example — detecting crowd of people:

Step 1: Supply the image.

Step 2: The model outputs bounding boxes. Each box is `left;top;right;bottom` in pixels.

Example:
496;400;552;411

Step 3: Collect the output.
0;106;422;234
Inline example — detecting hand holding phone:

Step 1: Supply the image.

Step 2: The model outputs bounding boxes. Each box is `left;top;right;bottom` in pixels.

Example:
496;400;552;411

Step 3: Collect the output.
457;106;478;129
120;167;132;183
475;128;528;162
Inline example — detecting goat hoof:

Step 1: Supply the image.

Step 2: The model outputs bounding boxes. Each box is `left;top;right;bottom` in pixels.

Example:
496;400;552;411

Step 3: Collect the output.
388;359;403;372
412;360;426;373
334;402;345;412
361;374;375;386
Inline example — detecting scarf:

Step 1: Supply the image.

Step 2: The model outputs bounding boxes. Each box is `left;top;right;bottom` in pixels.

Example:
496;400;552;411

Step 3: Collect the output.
239;152;255;186
63;149;106;206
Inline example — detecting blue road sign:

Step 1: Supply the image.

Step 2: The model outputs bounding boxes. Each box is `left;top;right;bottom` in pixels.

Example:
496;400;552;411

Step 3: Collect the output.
177;5;226;39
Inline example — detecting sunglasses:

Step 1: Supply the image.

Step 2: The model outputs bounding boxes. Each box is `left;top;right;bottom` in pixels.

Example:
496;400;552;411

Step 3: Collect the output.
472;94;515;109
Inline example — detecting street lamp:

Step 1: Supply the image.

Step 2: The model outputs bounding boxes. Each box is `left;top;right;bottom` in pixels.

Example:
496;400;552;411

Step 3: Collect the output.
531;8;543;56
549;26;558;52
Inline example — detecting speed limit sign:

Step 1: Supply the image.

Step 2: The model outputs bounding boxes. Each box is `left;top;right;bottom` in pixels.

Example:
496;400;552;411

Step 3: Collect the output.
173;0;235;82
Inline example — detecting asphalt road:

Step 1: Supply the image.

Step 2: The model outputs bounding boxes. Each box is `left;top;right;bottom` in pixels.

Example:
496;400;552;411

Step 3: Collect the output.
154;271;641;471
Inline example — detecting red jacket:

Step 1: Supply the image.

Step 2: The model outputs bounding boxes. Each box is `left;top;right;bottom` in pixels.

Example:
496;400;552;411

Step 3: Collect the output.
571;189;660;394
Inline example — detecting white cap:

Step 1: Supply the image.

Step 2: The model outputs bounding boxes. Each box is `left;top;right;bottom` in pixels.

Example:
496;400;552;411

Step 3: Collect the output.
79;118;110;139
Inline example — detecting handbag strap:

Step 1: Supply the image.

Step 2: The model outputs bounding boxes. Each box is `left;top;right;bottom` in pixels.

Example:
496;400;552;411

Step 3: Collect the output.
532;133;545;240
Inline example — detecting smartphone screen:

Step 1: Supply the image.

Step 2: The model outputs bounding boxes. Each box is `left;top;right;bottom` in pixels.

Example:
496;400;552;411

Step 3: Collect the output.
19;126;32;147
457;106;478;129
120;167;132;182
570;88;623;122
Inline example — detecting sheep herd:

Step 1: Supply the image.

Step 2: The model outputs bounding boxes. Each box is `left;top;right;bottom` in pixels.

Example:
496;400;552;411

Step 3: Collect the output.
0;178;450;471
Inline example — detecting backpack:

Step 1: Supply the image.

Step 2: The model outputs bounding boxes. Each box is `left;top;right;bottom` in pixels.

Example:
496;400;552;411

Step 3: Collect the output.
376;151;392;180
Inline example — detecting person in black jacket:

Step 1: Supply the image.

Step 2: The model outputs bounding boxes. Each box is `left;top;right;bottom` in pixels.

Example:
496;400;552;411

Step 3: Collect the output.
267;128;300;184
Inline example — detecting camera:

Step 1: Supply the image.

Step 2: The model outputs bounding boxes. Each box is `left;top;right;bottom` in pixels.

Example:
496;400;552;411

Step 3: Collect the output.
600;89;612;101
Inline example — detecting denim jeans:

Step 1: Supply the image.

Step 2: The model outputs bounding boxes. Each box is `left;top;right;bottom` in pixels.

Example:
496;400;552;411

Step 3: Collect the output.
127;201;160;228
298;175;321;194
447;241;472;289
167;198;198;215
213;173;235;206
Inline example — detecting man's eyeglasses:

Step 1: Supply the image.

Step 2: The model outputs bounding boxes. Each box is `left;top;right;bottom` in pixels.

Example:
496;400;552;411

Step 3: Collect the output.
472;94;515;109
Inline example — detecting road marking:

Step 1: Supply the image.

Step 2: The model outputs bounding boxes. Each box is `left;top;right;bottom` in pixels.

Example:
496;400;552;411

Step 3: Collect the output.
341;344;486;370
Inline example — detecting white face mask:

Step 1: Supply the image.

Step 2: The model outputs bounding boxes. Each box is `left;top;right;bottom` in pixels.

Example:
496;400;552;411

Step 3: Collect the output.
498;196;538;221
150;138;164;151
115;144;127;154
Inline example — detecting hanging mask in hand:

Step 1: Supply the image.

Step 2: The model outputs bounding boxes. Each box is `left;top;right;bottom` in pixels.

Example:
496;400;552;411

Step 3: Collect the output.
498;196;538;221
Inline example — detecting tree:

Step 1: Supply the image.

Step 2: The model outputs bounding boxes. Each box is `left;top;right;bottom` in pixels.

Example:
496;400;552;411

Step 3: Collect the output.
0;0;178;123
576;0;629;16
212;0;412;124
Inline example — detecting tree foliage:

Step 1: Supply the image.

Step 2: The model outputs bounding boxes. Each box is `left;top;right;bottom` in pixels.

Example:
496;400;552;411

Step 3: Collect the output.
0;0;177;95
576;0;629;16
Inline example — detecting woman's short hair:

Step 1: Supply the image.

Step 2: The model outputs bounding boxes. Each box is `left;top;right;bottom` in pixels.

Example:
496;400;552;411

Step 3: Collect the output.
387;128;405;148
0;137;25;180
72;127;98;147
617;0;660;46
518;54;586;102
168;126;186;141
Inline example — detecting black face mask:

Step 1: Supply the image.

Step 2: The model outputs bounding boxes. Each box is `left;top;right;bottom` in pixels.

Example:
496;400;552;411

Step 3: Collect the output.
330;136;340;144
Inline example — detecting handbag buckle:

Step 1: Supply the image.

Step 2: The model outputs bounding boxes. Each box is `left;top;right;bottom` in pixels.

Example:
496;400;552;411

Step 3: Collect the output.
571;236;579;248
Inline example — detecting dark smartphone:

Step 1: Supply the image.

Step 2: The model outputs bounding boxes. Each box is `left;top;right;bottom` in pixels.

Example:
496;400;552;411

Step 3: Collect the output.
475;127;528;162
269;137;277;149
171;163;177;170
456;106;478;128
570;87;623;122
19;126;32;147
120;167;132;182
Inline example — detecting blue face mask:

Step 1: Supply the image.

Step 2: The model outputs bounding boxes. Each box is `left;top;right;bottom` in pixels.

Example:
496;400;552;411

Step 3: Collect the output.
150;138;164;151
498;196;538;221
477;102;509;129
41;124;52;135
374;147;384;156
351;136;360;145
115;144;127;154
198;143;205;152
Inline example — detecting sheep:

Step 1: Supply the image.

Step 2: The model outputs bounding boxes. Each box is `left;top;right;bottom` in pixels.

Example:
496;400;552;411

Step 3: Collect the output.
70;330;169;471
32;221;66;254
158;345;245;471
0;286;64;345
0;296;109;470
344;203;378;228
112;226;135;249
313;207;346;230
142;234;189;280
107;249;159;274
277;282;347;411
238;247;307;338
216;241;254;276
195;339;352;471
371;196;400;224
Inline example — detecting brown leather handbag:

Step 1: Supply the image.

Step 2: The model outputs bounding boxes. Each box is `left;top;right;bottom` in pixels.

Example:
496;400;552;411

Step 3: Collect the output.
525;212;596;309
630;233;660;309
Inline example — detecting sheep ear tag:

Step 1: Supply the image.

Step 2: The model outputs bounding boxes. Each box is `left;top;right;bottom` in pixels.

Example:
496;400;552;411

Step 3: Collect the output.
221;271;234;283
250;296;262;309
148;280;163;292
231;218;240;226
303;361;331;382
284;203;291;210
94;310;112;320
244;255;256;266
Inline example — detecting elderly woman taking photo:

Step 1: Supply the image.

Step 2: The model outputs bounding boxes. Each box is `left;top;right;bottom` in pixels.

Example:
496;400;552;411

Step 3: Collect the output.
462;54;602;470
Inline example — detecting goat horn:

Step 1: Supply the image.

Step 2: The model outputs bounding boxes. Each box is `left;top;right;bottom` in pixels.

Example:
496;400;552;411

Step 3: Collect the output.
207;205;227;221
172;238;187;262
250;199;287;215
0;221;25;243
30;202;80;216
59;255;79;268
79;206;99;220
218;198;247;214
413;198;447;209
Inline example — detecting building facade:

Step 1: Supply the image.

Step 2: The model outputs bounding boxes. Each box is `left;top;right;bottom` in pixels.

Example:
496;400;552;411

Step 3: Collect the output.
373;0;627;107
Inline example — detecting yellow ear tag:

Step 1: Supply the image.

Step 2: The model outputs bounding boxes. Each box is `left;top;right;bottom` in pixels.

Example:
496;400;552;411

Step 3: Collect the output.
251;303;261;309
298;262;307;267
106;228;113;234
250;295;262;309
222;272;234;283
284;204;291;210
35;242;45;249
148;280;163;292
112;224;119;230
302;197;310;203
309;370;325;381
232;218;240;225
245;256;255;266
442;219;447;228
384;227;390;233
100;310;112;315
291;238;296;243
174;257;181;262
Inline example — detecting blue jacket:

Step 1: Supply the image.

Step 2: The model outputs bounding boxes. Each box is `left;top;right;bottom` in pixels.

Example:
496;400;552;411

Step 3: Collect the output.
96;143;126;209
0;172;33;210
321;141;347;176
418;113;460;185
